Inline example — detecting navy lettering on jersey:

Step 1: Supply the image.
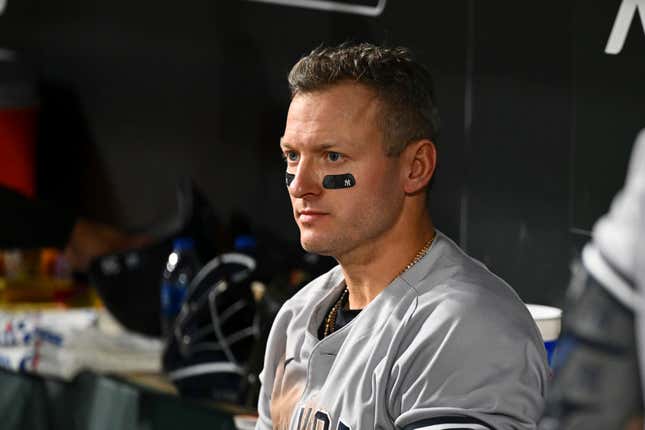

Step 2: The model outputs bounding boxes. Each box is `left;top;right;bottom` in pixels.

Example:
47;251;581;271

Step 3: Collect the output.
295;407;350;430
314;411;330;430
337;421;350;430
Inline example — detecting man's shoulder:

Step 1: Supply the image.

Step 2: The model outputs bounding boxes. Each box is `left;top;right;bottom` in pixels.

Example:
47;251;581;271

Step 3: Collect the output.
407;232;539;337
391;234;548;406
414;232;517;297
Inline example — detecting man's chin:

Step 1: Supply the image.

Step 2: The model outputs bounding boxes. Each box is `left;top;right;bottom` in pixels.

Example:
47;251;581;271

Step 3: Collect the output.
300;238;334;256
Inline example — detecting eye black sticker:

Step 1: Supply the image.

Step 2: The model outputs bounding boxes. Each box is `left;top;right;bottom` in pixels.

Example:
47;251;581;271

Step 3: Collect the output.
323;174;356;189
286;173;295;186
285;172;356;189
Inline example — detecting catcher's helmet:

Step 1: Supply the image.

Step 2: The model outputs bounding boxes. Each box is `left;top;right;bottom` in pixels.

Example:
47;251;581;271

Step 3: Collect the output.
162;252;268;406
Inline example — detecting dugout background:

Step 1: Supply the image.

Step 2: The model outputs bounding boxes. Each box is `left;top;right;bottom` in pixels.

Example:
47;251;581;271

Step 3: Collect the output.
0;0;643;306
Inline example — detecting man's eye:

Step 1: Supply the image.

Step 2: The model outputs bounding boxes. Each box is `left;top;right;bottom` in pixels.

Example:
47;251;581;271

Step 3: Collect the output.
285;151;298;161
327;152;342;162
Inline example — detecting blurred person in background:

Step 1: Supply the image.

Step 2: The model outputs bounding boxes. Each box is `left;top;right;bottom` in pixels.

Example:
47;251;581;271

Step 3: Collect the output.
539;130;645;430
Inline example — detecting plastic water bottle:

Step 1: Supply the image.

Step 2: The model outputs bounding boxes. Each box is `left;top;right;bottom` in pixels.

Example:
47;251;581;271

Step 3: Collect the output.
160;237;201;338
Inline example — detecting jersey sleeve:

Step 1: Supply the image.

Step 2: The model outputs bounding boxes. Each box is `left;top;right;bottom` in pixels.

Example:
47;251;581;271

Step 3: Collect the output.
388;289;549;430
255;300;296;430
256;368;273;430
256;309;285;430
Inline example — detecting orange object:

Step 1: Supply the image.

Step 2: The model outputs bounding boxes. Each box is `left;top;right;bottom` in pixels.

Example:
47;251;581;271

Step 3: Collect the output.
0;107;37;197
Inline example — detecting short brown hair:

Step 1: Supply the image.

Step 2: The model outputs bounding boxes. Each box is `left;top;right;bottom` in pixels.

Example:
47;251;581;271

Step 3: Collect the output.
288;42;440;156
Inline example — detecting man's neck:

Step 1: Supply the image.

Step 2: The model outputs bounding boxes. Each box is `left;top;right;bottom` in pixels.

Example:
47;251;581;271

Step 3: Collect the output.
338;215;435;310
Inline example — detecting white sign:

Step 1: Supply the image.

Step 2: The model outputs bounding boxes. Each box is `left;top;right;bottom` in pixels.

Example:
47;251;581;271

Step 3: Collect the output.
246;0;386;17
606;0;645;54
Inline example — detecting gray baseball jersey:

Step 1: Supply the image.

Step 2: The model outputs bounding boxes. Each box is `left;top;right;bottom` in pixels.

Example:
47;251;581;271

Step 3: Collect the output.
256;231;549;430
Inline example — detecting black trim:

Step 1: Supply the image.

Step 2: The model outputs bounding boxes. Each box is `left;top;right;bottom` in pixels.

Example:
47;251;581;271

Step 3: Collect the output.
405;416;495;430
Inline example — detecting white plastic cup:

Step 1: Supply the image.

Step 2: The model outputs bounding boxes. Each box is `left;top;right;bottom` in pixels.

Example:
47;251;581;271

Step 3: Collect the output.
526;304;562;365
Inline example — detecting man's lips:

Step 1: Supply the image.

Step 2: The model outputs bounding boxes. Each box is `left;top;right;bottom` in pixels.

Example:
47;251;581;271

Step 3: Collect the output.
297;209;329;223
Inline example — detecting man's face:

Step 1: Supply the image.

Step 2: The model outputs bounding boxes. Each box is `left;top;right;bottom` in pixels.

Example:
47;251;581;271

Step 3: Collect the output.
280;82;406;259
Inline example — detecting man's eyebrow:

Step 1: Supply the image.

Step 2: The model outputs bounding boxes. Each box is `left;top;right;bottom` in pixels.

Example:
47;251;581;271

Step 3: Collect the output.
280;140;342;151
318;143;339;151
279;138;293;150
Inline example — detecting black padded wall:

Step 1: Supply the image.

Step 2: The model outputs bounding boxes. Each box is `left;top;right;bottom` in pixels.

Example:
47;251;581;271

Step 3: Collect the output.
0;0;643;305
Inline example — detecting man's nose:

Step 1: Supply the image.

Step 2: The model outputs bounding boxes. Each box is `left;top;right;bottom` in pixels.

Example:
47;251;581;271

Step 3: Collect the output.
288;161;321;198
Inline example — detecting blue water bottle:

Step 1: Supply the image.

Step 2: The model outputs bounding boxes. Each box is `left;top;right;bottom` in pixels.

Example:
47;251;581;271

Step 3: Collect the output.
160;237;201;338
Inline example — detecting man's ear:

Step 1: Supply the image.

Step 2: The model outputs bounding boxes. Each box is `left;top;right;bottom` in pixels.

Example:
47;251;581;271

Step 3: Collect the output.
401;139;437;195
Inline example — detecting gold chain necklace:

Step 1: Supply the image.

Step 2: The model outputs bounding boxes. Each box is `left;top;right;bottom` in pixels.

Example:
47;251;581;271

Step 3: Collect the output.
395;234;435;278
322;288;348;338
323;233;436;338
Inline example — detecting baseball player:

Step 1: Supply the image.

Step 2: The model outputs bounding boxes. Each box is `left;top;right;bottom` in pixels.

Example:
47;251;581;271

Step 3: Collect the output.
256;43;549;430
538;130;645;429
